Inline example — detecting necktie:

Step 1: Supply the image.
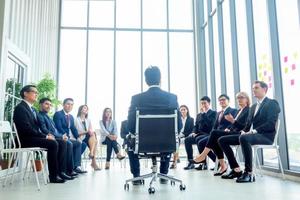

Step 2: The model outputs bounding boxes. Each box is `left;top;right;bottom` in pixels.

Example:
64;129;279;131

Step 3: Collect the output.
218;110;224;123
31;107;37;120
254;102;261;117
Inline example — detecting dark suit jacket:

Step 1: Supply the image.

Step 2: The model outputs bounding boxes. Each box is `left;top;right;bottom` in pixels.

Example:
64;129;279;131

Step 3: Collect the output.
193;109;217;135
120;120;129;139
181;117;194;137
213;107;238;130
13;101;46;141
228;106;250;132
37;111;62;138
53;110;79;139
127;86;182;134
243;97;280;141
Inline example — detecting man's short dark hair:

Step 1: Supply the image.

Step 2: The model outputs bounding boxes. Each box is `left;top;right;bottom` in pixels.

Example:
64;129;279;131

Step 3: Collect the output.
144;66;161;86
200;96;211;103
254;80;268;91
218;94;230;100
20;85;37;99
63;98;74;105
39;97;52;104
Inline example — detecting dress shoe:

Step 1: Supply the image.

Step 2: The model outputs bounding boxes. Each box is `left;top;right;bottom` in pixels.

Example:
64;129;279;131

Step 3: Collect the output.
49;176;65;183
236;172;255;183
170;163;177;169
67;171;79;177
183;163;195;170
214;168;228;176
221;170;243;179
159;178;168;184
177;159;180;163
132;180;143;185
59;172;74;180
105;162;110;170
117;155;125;160
195;163;207;170
74;167;87;174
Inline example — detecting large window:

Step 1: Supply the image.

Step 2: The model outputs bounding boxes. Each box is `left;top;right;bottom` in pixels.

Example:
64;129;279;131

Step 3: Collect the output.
59;0;197;130
277;0;300;170
213;13;221;109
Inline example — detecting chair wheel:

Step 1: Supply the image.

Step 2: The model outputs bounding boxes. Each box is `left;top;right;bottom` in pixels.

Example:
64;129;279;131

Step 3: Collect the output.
171;181;175;186
124;183;129;190
148;187;155;194
179;184;186;191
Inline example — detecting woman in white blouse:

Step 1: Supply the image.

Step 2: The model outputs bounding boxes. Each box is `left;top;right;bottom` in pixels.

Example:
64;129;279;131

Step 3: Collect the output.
99;107;125;169
75;105;101;170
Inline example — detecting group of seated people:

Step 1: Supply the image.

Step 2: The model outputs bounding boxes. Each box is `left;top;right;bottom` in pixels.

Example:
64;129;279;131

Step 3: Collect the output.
12;66;280;185
13;87;125;183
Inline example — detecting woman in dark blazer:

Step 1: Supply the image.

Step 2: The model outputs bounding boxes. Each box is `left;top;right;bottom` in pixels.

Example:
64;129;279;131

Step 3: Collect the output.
170;105;194;169
192;92;250;175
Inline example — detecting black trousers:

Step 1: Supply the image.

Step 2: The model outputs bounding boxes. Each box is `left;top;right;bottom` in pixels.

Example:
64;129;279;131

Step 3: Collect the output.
56;139;67;173
219;133;273;172
196;135;216;162
206;130;240;159
127;151;171;177
103;137;120;162
21;138;59;179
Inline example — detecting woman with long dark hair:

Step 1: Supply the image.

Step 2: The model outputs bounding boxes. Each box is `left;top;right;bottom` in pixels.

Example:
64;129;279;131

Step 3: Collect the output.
99;107;125;169
75;105;101;170
170;105;194;169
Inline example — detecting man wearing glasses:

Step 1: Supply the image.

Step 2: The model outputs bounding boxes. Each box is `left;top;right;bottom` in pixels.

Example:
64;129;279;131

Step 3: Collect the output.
13;85;65;183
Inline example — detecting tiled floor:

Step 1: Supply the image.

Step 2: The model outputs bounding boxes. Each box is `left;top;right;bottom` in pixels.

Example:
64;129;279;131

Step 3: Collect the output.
0;160;299;200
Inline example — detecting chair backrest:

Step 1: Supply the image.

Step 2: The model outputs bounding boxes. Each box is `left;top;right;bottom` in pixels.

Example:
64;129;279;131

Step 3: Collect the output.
0;121;14;150
273;119;281;146
134;108;178;155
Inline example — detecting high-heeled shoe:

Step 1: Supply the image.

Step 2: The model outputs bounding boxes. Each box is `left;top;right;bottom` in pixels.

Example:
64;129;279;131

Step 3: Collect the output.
88;154;94;159
189;158;205;164
91;164;101;171
214;168;228;176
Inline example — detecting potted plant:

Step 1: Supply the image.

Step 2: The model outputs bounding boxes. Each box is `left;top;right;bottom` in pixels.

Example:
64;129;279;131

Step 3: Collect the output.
33;73;61;115
34;151;43;172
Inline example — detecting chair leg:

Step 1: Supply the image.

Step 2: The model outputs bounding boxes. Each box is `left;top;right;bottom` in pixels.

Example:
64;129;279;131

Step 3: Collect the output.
255;149;262;177
10;152;20;185
276;148;285;180
22;152;31;180
39;151;48;185
30;152;41;191
3;152;16;187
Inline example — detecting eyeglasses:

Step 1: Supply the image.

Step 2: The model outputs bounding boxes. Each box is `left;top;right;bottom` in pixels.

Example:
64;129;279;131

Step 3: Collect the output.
28;90;39;95
218;98;227;102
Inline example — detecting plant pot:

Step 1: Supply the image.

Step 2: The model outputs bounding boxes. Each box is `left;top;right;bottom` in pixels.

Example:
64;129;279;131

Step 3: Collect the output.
0;159;16;170
34;160;43;172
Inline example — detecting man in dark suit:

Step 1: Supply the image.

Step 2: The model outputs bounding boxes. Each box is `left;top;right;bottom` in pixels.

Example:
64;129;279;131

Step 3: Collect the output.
183;96;217;170
53;98;86;174
13;85;64;183
219;81;280;183
37;97;77;180
127;66;182;185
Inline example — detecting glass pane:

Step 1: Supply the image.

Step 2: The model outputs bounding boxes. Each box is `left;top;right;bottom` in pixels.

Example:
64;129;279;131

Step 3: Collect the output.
222;0;235;106
236;0;251;95
87;30;114;128
213;14;221;109
277;0;300;170
169;0;193;29
61;0;87;27
203;0;207;22
143;0;167;29
205;26;211;98
252;0;275;166
59;30;86;115
253;0;274;98
115;31;141;130
143;32;168;91
116;0;140;28
169;32;196;118
89;0;114;28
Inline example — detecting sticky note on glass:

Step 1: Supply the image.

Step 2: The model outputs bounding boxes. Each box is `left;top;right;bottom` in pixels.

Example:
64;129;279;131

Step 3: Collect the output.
268;83;272;88
291;64;296;70
291;79;295;86
284;67;288;74
268;76;272;81
284;56;288;62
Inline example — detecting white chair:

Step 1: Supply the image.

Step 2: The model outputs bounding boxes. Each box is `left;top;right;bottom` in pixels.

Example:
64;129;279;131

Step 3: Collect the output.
252;120;284;179
0;121;48;190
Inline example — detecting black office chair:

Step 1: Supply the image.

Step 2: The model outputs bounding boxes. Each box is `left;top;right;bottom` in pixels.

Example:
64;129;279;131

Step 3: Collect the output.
124;108;186;194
